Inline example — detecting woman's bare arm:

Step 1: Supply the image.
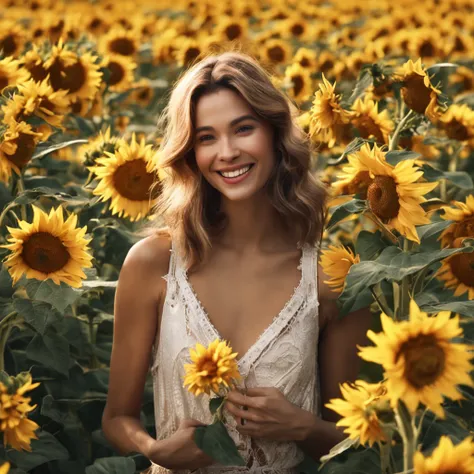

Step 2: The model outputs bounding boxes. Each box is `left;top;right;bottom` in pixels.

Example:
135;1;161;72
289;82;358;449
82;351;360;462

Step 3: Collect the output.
297;263;374;460
101;233;171;458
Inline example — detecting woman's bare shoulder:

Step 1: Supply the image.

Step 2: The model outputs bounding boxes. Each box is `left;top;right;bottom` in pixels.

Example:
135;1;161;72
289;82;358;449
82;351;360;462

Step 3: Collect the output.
122;232;172;292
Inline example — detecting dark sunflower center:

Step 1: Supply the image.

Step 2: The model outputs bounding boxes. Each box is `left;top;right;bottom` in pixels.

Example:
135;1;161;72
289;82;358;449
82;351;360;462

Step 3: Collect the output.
109;38;136;56
112;159;156;201
320;59;334;73
22;232;70;273
184;47;201;65
444;119;469;141
108;61;125;86
225;24;242;41
397;335;446;388
0;34;17;56
6;133;37;169
292;75;304;97
268;46;285;63
453;217;474;238
27;62;48;82
343;170;372;198
200;359;218;377
352;115;385;144
402;74;432;114
419;40;436;58
367;175;400;220
0;74;9;91
299;57;310;67
49;59;87;94
448;252;474;288
291;24;305;36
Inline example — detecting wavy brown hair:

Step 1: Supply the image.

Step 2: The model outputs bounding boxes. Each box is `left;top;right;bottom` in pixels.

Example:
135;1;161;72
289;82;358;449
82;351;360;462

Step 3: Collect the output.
140;51;329;273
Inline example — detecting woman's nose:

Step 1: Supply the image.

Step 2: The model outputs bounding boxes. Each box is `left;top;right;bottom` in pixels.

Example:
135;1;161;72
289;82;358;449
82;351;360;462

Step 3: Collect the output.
218;137;240;160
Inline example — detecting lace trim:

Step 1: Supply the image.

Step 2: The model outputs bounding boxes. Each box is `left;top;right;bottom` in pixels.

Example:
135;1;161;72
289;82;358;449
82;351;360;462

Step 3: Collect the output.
174;244;310;375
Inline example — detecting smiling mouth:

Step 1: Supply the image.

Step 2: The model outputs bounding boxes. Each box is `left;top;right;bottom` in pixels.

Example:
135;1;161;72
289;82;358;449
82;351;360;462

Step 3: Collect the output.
217;164;254;178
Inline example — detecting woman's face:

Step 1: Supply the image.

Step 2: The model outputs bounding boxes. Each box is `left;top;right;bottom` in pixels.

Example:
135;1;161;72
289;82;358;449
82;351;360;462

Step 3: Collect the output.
193;88;276;202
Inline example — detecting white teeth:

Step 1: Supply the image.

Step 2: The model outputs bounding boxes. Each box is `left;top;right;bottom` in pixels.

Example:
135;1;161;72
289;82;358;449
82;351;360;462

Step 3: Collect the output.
220;165;251;178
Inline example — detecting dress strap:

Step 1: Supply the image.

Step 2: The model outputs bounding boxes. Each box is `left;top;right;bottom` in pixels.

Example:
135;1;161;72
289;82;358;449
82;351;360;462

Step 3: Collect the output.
163;238;179;309
301;241;320;304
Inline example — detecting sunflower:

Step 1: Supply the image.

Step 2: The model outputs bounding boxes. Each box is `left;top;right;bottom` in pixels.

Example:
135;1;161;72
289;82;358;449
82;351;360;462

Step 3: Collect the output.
309;74;352;148
319;244;360;293
0;120;43;183
43;39;103;102
99;25;139;57
0;20;26;58
358;299;474;418
183;338;241;396
449;66;474;93
325;380;392;447
102;54;136;92
2;79;70;131
396;58;443;122
87;133;160;221
0;374;40;451
0;57;30;92
0;206;94;288
79;126;123;167
344;50;371;80
260;39;292;67
435;195;474;299
333;143;438;243
284;63;313;103
439;195;474;248
317;50;337;77
0;462;9;474
444;32;474;59
438;104;474;145
414;436;474;474
293;47;318;70
173;37;204;68
213;16;248;42
152;28;181;65
407;29;444;62
19;46;48;83
278;15;311;41
351;96;394;145
128;79;154;107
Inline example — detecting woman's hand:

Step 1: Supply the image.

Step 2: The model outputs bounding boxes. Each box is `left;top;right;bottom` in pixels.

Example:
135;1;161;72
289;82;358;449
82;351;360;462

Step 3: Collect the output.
147;419;215;470
225;387;315;442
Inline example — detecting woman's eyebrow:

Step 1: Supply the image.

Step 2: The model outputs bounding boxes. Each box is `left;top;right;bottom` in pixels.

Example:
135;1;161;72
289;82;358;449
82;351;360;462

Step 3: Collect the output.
195;114;259;133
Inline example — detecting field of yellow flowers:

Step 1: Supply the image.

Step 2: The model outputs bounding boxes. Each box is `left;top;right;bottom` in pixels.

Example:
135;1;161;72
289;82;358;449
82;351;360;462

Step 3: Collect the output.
0;0;473;472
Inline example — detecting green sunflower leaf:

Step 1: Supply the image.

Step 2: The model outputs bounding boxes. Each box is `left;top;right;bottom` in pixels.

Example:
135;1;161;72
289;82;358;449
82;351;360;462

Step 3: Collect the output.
194;421;246;466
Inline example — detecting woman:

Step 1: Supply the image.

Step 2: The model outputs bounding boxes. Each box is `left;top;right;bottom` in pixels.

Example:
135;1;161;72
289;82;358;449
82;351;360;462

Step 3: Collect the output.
102;51;373;473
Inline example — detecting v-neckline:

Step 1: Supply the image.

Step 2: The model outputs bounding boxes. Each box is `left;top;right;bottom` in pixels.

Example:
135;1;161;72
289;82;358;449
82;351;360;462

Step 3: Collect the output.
177;244;308;372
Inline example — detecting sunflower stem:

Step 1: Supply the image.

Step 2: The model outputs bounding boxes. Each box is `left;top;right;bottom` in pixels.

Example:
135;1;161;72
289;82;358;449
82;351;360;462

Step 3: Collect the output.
399;239;412;320
16;174;27;221
395;400;416;473
0;312;17;372
0;203;17;235
88;315;99;369
389;109;414;151
370;284;393;317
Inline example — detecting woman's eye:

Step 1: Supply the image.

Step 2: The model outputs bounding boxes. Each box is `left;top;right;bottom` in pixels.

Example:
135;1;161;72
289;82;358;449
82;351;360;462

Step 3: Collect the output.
197;125;254;143
237;125;254;133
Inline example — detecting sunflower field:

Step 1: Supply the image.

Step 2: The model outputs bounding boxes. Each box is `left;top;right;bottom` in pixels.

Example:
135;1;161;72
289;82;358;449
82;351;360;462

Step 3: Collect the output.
0;0;473;472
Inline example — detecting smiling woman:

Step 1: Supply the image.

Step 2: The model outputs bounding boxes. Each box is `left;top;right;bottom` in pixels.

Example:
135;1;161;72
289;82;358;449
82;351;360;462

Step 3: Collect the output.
102;51;373;474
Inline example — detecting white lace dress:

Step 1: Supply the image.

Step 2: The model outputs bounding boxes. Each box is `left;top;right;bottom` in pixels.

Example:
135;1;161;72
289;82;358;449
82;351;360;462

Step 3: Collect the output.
149;241;321;474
